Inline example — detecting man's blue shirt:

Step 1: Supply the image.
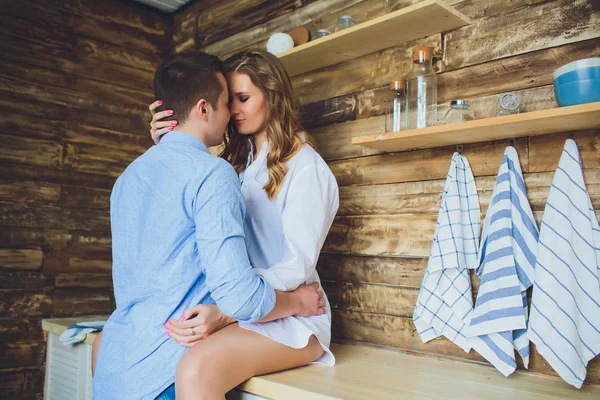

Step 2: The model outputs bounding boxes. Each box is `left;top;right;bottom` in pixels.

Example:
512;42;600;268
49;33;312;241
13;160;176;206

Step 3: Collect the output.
93;131;276;400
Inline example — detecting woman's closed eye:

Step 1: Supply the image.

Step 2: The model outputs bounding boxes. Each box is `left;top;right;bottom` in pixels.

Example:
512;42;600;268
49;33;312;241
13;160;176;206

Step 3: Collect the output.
239;96;249;103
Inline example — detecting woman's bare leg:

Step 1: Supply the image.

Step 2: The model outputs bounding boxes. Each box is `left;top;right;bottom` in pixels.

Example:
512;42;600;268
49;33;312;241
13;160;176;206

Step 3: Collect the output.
175;323;324;400
92;330;103;376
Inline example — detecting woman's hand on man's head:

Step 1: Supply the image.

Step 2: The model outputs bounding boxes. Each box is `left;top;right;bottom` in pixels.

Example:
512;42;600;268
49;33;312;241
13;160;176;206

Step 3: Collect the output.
149;100;177;145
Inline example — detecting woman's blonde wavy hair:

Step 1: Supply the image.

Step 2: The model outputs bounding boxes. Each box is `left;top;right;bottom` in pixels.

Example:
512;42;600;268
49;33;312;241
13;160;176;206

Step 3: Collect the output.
220;50;316;200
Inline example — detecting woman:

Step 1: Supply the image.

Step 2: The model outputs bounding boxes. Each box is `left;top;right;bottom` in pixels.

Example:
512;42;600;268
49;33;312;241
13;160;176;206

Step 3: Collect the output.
97;50;339;400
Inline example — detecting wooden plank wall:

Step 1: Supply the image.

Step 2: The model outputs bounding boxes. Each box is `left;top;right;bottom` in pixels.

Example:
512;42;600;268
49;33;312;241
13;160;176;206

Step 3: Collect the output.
0;0;168;397
174;0;600;385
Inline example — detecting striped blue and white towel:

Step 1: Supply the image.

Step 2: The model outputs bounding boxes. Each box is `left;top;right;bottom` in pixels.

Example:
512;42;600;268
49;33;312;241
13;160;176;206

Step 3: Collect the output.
528;139;600;389
467;146;539;376
413;152;480;352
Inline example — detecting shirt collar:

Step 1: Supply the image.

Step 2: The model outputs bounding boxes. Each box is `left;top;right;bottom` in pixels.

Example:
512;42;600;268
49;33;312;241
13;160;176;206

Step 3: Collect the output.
159;130;210;154
246;138;270;168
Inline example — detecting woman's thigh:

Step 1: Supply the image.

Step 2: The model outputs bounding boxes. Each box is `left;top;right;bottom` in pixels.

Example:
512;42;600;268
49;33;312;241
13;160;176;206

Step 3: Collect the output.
177;323;324;392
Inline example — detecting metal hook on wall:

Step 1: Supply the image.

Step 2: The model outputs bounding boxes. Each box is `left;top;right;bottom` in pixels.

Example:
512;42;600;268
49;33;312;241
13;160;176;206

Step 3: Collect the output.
508;138;516;148
456;144;464;155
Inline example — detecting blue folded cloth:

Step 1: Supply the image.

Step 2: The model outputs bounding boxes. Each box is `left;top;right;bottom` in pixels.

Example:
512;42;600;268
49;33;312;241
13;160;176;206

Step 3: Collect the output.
59;321;105;345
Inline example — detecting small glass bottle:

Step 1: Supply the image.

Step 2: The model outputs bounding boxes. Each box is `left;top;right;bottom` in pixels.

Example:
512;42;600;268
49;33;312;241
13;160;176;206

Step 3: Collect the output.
497;93;520;116
444;100;475;124
315;29;330;39
386;77;407;132
406;45;438;129
334;16;355;32
384;0;392;13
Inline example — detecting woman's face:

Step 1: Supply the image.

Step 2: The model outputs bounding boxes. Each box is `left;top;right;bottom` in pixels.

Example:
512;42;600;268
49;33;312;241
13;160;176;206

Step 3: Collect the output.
227;72;267;136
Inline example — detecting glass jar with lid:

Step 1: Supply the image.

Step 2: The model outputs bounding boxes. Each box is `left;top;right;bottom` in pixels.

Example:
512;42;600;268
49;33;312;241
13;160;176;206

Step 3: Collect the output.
496;93;520;116
406;45;438;129
334;15;355;32
315;29;330;39
444;100;475;124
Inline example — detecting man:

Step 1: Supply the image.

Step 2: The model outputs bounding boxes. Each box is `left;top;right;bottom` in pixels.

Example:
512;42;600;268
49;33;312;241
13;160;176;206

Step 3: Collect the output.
93;52;322;400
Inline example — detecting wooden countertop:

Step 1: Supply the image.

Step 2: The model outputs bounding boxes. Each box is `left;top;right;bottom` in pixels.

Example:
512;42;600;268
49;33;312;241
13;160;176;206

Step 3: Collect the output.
42;317;600;399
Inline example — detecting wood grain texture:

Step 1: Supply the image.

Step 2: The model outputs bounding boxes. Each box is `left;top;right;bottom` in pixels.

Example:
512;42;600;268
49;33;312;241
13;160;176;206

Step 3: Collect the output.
0;368;43;400
196;0;302;48
331;309;487;363
299;93;357;130
277;1;469;77
0;0;164;392
0;201;110;231
0;319;45;343
353;103;600;153
0;342;46;369
0;249;44;270
292;34;441;106
59;185;111;210
318;253;427;288
438;38;600;103
203;0;365;58
328;137;528;187
52;289;114;317
0;180;60;205
0;290;52;318
529;129;600;173
443;0;600;71
0;271;53;291
55;273;113;289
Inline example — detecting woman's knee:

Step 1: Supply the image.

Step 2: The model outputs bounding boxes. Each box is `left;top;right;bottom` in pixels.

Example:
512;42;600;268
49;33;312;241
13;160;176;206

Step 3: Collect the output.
176;345;217;384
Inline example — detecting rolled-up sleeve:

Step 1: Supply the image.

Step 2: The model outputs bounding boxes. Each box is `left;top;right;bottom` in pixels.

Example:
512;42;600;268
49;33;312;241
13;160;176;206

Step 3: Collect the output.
193;161;275;322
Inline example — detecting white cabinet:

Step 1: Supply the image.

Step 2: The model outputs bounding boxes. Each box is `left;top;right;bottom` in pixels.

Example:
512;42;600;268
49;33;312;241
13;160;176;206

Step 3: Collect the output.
43;333;93;400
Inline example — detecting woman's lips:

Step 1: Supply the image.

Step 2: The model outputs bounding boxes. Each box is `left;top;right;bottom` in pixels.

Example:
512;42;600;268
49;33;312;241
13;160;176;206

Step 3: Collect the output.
235;119;245;125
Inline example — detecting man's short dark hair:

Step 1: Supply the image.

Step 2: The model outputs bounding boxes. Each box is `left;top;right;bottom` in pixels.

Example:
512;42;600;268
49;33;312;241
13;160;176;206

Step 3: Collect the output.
154;52;224;125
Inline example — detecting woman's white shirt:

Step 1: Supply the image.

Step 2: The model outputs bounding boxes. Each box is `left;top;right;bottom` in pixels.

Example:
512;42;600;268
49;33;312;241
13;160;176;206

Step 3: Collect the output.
239;139;339;292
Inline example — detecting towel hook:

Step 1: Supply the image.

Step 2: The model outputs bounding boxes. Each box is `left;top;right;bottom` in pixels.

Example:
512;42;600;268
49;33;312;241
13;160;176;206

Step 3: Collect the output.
508;138;516;147
457;144;464;155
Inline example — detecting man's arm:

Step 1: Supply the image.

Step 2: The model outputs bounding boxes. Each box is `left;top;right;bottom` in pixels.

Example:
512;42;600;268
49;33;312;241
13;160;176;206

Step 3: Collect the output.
193;162;275;322
194;162;322;323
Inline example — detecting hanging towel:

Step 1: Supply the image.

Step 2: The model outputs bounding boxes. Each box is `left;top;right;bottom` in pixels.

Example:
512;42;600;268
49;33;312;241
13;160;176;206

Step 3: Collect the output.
528;139;600;389
59;321;105;346
413;152;480;352
467;146;539;376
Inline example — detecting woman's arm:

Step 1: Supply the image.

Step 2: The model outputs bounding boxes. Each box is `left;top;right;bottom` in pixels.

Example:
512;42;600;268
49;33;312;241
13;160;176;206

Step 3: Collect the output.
254;165;340;291
165;283;325;346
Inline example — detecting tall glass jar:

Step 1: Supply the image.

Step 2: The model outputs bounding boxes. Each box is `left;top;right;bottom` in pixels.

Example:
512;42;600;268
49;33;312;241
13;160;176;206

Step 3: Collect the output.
334;16;354;32
386;77;407;132
406;45;438;129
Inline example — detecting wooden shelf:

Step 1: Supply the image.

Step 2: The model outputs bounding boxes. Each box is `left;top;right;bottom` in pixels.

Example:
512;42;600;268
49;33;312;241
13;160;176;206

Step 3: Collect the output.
277;0;470;77
351;102;600;152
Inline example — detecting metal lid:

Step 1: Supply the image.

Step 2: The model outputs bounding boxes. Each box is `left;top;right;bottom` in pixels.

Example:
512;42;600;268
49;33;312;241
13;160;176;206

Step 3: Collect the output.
338;15;354;23
498;93;520;110
450;100;470;107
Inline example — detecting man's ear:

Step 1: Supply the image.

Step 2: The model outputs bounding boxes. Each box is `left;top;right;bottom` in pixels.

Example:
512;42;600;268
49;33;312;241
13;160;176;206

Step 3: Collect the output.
193;99;209;121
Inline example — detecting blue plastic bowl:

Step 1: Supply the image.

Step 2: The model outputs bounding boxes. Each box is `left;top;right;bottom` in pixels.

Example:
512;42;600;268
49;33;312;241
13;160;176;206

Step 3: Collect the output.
553;58;600;107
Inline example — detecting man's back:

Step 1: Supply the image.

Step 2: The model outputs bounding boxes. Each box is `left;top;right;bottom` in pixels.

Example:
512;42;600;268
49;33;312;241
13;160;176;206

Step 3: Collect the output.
93;131;275;400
